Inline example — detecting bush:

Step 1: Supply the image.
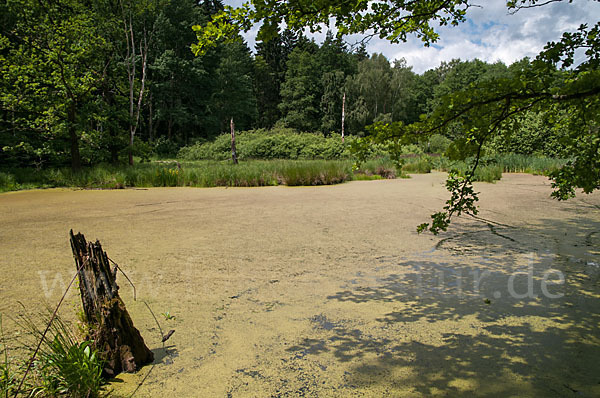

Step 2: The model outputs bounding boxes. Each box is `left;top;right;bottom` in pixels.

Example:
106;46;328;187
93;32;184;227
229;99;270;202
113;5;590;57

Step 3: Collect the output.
424;134;452;154
178;129;349;161
130;140;153;163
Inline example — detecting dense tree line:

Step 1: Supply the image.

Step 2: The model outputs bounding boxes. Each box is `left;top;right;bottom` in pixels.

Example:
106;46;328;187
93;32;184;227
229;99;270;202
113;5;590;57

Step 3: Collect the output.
0;0;592;174
1;0;255;168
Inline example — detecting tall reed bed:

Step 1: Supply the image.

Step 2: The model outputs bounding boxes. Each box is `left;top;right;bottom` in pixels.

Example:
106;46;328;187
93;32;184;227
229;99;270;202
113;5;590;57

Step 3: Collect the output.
0;155;568;192
0;160;353;191
431;154;566;183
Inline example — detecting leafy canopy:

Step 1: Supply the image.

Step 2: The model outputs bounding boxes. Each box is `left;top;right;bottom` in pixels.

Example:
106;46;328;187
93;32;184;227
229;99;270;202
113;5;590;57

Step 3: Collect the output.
192;0;471;55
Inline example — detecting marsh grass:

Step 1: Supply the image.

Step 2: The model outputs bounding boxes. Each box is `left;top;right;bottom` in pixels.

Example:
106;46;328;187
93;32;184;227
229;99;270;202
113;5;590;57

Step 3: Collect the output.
0;160;354;191
431;154;566;183
0;315;18;398
353;173;384;181
14;310;105;398
279;160;352;186
402;157;433;174
494;153;566;174
357;158;400;179
0;154;568;192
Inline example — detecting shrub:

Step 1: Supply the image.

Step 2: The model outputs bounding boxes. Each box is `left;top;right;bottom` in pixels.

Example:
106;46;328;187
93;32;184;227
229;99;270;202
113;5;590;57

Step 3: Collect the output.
178;129;349;161
424;134;452;154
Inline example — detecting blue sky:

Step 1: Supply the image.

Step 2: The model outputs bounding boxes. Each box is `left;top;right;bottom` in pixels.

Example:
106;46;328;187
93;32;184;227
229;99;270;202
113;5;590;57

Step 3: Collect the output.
223;0;600;73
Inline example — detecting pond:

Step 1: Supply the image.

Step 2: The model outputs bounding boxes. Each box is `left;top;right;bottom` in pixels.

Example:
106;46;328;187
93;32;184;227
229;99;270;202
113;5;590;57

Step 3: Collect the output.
1;173;598;397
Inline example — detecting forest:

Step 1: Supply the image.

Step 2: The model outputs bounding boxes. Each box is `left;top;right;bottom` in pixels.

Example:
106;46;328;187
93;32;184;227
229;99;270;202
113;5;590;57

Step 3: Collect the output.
0;0;576;166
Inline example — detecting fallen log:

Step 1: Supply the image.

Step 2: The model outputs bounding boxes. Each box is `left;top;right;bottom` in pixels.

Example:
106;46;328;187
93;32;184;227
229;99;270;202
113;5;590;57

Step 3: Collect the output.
69;230;154;377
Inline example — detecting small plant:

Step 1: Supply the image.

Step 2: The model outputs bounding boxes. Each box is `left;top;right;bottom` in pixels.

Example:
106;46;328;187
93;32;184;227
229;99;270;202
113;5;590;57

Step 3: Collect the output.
162;311;176;321
20;311;105;398
37;338;103;398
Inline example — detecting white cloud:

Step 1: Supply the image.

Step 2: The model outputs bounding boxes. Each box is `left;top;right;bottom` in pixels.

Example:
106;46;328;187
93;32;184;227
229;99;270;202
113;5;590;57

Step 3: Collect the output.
224;0;600;73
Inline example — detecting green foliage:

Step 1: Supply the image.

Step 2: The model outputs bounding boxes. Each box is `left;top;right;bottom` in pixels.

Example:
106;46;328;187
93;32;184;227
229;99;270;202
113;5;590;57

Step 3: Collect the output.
193;1;470;55
36;339;104;398
154;167;182;187
487;111;567;157
278;45;322;132
493;153;566;174
353;173;384;181
1;0;120;170
254;28;299;127
417;171;479;234
0;160;357;189
423;134;452;154
350;121;419;169
178;129;349;161
162;312;176;321
152;137;180;158
16;311;105;398
212;41;258;131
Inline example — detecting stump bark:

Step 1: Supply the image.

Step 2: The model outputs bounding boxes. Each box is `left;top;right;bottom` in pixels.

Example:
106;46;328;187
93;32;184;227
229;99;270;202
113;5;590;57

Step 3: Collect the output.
69;230;154;377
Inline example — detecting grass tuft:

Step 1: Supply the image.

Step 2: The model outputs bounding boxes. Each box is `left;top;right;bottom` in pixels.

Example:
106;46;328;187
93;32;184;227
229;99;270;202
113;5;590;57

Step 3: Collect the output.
16;310;105;398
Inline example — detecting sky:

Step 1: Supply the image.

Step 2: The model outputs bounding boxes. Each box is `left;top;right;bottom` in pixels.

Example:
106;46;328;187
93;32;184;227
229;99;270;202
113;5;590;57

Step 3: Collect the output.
223;0;600;73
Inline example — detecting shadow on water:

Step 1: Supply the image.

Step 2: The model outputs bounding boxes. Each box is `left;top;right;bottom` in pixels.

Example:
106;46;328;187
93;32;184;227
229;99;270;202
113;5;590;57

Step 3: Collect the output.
289;215;600;396
152;345;178;365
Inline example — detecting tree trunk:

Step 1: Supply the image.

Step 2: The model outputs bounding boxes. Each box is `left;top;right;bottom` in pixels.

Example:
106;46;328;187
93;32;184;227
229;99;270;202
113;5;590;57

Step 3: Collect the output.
230;117;238;164
148;91;154;142
341;92;346;143
69;230;154;377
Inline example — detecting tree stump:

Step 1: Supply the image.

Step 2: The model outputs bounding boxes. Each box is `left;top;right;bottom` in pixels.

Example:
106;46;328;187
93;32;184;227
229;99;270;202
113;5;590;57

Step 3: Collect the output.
69;230;154;377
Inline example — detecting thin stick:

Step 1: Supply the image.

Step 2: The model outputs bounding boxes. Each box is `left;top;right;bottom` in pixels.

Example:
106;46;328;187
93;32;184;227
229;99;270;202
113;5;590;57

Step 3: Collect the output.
13;257;89;397
129;301;171;397
142;301;164;348
108;256;137;301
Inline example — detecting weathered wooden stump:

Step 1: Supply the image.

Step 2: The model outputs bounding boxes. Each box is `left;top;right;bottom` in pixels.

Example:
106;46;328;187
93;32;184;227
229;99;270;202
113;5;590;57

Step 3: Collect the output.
69;230;154;377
